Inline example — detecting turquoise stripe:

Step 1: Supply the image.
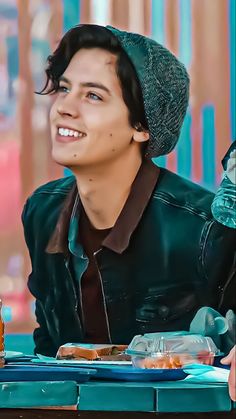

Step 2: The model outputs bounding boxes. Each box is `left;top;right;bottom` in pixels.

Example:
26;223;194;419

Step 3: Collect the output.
63;0;80;32
229;0;235;141
179;0;192;68
151;0;165;45
202;105;216;191
152;155;166;168
176;111;192;180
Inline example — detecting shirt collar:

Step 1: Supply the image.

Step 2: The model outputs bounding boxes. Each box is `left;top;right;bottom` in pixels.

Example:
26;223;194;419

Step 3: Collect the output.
47;159;160;255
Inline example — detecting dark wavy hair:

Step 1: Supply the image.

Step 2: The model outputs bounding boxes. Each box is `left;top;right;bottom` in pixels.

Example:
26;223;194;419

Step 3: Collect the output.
38;24;148;135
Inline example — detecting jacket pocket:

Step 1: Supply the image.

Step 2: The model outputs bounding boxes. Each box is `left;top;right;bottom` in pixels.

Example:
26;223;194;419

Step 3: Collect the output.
135;284;199;333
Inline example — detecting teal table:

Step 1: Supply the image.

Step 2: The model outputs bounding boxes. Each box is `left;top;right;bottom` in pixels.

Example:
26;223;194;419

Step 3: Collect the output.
0;410;235;418
0;380;235;418
2;336;235;417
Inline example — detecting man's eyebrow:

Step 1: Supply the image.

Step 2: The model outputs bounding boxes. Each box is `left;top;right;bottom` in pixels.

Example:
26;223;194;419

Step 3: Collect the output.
58;77;111;96
58;76;70;84
80;82;111;96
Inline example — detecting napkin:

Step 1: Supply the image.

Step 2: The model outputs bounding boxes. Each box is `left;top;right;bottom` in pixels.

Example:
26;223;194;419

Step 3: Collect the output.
183;364;229;384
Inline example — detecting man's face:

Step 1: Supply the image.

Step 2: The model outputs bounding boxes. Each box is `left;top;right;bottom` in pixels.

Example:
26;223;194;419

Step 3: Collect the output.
50;47;140;170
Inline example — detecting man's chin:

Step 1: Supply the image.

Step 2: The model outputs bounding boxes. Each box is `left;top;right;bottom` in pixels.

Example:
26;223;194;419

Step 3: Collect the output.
51;153;79;168
52;158;85;175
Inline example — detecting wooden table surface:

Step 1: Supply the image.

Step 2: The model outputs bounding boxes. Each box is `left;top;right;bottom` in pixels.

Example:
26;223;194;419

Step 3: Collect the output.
0;410;235;419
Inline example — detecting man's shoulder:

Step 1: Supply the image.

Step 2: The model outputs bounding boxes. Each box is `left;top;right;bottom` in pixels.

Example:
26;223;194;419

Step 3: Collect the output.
22;175;75;226
152;168;215;219
31;175;75;197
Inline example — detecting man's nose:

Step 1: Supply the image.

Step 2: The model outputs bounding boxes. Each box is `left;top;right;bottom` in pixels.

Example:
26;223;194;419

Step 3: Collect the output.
56;94;79;118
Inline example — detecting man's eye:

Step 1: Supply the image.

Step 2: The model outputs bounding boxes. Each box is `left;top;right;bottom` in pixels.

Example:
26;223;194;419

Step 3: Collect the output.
57;85;69;93
87;92;102;101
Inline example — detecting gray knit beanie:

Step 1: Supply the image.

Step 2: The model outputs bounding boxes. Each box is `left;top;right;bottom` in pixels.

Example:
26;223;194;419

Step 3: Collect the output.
107;26;190;158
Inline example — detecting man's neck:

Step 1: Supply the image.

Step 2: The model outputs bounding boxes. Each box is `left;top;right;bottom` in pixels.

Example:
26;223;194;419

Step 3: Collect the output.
72;153;143;230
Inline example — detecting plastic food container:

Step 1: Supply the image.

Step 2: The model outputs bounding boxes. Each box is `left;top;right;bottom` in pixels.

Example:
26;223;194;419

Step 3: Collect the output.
126;332;221;369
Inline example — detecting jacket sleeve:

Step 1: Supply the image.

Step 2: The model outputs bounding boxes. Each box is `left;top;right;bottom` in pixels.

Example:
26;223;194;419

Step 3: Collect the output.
200;219;236;314
22;198;57;357
33;299;57;357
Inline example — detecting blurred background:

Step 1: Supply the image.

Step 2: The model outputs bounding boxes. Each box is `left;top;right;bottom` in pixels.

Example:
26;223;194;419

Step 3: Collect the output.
0;0;235;335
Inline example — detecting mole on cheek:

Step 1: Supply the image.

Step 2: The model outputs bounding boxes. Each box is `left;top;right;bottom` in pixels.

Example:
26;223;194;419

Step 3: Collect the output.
111;148;116;152
89;179;93;182
73;154;77;157
109;133;113;137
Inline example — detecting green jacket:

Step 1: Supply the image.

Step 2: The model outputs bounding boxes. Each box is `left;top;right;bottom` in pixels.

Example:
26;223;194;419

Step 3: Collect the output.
22;168;236;356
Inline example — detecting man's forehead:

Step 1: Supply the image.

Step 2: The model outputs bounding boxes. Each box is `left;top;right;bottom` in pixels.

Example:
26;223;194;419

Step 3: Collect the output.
73;48;117;65
64;48;118;78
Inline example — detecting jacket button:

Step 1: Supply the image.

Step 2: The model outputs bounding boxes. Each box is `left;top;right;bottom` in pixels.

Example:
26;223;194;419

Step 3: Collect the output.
158;305;170;319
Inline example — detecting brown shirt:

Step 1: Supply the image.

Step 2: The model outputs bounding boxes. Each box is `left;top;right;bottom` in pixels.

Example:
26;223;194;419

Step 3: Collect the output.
79;206;111;343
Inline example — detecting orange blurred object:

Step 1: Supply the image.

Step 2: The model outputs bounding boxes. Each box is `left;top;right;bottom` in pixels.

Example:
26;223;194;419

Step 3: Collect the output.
138;352;214;369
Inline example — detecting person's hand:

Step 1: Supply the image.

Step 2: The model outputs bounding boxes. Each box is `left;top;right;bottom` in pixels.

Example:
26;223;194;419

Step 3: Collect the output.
221;345;236;401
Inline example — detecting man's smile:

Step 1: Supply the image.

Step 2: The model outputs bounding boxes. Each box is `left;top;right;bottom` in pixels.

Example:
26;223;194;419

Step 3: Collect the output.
56;126;87;143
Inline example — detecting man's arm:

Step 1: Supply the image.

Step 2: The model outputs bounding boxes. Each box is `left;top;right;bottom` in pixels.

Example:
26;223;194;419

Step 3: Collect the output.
22;198;57;357
201;219;236;400
218;257;236;315
201;220;236;314
33;299;57;357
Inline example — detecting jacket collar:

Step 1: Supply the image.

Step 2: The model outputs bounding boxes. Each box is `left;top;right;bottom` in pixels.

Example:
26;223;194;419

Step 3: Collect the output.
102;159;160;253
46;183;77;255
47;159;160;255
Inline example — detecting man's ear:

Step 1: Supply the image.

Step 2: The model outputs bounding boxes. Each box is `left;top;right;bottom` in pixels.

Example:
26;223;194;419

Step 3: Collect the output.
133;131;149;143
133;124;149;143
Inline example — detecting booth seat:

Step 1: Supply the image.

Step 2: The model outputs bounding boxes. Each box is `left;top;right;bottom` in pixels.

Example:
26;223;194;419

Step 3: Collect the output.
5;334;34;354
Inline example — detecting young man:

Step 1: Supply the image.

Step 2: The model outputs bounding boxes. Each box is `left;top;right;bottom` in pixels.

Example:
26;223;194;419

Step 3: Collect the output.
22;25;235;399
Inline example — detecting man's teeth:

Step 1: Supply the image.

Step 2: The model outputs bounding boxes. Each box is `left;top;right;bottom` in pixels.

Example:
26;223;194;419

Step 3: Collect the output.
58;127;85;138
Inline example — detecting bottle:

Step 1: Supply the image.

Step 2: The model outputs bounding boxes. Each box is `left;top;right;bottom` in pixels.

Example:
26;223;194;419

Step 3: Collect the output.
0;299;5;367
211;141;236;229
